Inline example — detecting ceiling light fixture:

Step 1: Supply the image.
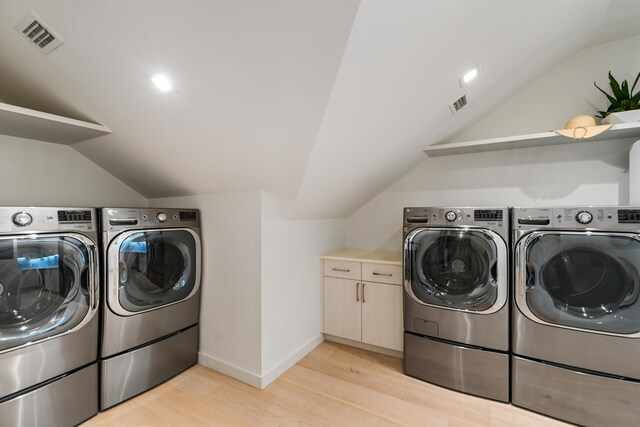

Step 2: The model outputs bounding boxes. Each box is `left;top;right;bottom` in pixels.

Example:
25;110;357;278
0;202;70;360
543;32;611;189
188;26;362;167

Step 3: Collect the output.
460;67;478;87
151;73;173;93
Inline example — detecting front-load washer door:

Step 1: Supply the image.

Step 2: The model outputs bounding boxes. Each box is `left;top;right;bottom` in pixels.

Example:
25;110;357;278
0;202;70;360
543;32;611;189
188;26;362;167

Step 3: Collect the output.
0;234;97;354
404;227;507;313
515;231;640;336
107;228;201;316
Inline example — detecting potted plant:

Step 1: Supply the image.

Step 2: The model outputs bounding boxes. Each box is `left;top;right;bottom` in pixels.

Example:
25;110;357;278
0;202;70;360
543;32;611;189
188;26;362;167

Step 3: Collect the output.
594;71;640;124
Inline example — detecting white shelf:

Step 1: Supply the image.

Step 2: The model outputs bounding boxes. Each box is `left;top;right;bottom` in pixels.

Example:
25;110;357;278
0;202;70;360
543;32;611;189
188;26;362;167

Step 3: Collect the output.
0;102;111;145
424;122;640;157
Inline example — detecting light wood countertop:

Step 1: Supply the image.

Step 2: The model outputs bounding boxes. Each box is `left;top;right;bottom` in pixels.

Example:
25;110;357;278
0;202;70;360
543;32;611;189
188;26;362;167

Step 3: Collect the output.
321;248;402;265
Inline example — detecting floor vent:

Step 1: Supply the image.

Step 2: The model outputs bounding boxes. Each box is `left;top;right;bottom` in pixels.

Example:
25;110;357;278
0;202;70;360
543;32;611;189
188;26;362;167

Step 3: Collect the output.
449;94;468;114
16;12;64;54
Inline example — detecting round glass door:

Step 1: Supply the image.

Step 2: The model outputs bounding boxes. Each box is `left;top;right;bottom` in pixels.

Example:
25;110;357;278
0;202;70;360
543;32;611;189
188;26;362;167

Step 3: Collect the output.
519;232;640;335
405;228;505;312
113;229;199;313
0;235;94;353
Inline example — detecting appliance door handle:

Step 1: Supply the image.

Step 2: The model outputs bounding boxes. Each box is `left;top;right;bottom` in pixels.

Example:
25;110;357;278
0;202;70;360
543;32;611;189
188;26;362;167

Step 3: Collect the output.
356;282;360;302
85;242;99;310
109;219;139;226
526;261;536;290
489;259;498;284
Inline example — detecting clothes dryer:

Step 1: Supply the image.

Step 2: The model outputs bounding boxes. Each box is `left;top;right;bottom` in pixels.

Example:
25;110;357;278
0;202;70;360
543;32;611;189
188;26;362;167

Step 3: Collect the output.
0;207;99;426
403;207;509;402
100;208;201;410
512;206;640;426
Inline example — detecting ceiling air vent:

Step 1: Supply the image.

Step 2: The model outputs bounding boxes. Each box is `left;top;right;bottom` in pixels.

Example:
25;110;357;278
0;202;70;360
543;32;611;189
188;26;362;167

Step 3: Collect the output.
16;12;64;54
449;94;468;114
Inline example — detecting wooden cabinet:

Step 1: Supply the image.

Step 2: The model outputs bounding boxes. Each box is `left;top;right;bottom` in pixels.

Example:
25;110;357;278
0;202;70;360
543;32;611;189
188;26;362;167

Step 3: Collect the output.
322;277;361;342
361;281;403;350
321;249;403;353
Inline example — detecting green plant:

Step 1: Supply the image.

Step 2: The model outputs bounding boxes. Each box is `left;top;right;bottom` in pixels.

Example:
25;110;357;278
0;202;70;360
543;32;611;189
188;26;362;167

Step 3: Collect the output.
594;71;640;118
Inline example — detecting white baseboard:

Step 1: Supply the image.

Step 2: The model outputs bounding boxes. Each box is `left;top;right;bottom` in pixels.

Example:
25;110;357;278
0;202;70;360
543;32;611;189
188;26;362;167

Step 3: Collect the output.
198;352;262;389
197;334;324;390
260;334;324;389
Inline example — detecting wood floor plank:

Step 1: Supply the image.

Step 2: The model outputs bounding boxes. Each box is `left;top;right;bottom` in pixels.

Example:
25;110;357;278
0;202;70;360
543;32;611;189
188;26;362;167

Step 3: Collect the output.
105;406;170;427
175;375;321;426
298;344;491;424
260;380;403;426
280;364;450;426
84;342;571;427
143;388;248;427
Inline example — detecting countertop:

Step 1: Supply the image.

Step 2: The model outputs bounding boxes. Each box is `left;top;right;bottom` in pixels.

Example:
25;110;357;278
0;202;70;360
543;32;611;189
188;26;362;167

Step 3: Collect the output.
320;248;402;265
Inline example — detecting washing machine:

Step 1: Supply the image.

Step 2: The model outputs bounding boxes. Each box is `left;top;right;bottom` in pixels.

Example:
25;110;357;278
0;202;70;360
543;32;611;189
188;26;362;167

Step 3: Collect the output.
100;207;201;410
0;207;99;426
403;207;510;402
512;206;640;426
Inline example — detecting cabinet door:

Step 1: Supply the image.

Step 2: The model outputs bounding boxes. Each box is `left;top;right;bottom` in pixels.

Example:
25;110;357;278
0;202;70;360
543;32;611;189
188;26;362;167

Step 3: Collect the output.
361;282;403;351
323;277;361;342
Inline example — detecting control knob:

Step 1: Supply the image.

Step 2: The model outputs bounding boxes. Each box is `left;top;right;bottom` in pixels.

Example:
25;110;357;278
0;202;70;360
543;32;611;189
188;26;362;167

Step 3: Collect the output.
576;211;593;224
445;211;457;222
12;212;32;227
156;212;167;223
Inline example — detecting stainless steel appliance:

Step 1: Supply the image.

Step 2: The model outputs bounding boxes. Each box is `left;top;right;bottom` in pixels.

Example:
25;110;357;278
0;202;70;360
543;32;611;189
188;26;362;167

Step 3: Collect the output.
403;207;510;402
0;207;99;426
100;208;201;410
512;206;640;426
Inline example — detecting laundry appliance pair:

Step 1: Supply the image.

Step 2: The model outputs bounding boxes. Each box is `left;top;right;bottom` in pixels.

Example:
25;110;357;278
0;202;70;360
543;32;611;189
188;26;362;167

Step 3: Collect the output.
0;206;201;426
403;206;640;426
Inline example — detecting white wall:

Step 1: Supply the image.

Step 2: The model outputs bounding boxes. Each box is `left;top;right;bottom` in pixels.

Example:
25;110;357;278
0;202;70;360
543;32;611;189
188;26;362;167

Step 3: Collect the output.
260;193;344;385
346;35;639;252
0;135;145;206
347;141;630;252
453;34;640;141
149;191;264;385
150;190;345;388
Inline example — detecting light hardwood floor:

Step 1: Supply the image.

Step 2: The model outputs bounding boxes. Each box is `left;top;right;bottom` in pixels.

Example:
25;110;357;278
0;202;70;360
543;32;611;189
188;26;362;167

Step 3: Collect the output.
83;342;569;426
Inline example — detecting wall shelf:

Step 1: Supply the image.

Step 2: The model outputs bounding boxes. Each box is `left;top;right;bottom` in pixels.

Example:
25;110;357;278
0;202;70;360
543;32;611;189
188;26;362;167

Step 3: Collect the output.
424;122;640;157
0;102;111;145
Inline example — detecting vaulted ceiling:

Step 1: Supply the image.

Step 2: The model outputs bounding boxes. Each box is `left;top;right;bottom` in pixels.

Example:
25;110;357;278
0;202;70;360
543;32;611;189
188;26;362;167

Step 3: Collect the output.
0;0;639;218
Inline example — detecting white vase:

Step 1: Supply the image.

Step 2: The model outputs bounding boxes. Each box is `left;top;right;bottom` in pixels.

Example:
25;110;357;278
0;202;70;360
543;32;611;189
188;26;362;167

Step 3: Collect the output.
602;110;640;124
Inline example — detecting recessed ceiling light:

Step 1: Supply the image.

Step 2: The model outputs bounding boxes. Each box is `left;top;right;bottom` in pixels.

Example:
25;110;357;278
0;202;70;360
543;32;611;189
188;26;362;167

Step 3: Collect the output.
461;67;478;86
151;73;173;93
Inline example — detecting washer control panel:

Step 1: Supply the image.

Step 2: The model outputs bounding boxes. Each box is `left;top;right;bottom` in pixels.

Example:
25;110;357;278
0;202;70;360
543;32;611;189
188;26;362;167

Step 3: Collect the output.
104;208;200;230
0;207;96;232
514;206;640;230
404;207;507;231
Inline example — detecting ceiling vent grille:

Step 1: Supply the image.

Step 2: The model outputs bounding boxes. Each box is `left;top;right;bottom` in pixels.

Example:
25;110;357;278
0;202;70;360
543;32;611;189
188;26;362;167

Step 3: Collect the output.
16;13;64;54
449;94;468;114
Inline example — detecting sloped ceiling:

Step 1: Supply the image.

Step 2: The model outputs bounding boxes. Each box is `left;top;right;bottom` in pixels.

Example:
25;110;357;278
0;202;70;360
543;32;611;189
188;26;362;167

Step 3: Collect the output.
0;0;638;218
